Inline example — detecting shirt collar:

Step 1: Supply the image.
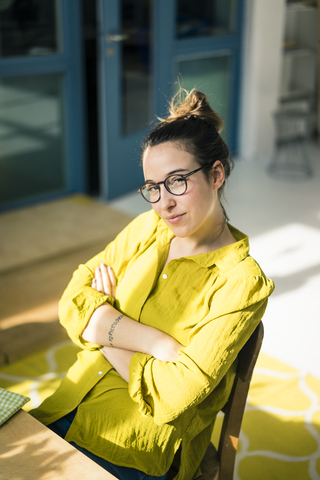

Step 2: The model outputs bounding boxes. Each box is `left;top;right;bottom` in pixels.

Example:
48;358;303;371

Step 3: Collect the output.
156;213;249;273
189;225;250;272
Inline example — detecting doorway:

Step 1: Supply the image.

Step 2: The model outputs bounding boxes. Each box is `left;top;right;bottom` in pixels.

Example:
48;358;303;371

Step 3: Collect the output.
96;0;244;200
0;0;244;209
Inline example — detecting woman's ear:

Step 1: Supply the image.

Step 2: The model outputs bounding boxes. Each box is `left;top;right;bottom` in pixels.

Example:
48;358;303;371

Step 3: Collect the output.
211;160;225;190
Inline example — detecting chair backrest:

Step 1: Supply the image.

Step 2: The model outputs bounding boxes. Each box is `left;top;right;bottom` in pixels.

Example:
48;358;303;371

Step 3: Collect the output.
217;321;264;480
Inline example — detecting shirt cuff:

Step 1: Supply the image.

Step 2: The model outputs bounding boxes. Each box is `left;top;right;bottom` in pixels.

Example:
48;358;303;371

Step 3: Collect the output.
128;352;153;418
70;289;114;349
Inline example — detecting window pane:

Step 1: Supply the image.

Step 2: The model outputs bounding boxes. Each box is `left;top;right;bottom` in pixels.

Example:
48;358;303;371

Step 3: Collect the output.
121;0;152;135
176;55;232;135
0;0;62;58
0;74;66;208
176;0;236;39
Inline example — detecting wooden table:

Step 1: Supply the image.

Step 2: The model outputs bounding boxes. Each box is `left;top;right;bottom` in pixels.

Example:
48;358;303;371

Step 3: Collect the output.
0;409;117;479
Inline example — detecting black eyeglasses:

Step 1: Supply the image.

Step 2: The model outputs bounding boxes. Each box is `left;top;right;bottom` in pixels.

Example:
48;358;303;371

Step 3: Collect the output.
139;164;212;203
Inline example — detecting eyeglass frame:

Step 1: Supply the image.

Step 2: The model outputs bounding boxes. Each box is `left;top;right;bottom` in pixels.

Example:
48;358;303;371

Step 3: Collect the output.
138;163;213;203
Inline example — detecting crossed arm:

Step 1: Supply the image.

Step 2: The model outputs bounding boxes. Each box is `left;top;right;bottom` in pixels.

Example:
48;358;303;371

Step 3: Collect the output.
82;263;182;382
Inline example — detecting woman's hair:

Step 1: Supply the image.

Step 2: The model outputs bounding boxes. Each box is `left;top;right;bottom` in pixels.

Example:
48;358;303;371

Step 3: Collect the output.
141;89;233;218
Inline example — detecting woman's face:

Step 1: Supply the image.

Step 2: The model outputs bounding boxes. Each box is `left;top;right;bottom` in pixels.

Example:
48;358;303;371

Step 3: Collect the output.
142;142;224;243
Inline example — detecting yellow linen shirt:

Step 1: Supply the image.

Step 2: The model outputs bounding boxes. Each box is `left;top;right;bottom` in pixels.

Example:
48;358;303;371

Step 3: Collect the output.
31;210;274;479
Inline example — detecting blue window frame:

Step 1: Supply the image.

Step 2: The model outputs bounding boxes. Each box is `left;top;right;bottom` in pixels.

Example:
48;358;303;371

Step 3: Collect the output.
0;0;85;211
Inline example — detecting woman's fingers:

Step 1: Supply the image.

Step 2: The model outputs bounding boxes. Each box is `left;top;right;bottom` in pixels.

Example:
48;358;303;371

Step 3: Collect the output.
95;265;104;293
108;266;117;299
99;263;111;296
92;263;116;299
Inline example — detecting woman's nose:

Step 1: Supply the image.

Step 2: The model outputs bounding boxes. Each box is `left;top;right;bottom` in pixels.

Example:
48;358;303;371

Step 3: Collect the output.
159;185;176;210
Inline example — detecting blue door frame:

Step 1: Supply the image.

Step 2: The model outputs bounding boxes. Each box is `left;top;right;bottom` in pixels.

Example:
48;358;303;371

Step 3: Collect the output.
0;1;244;209
97;0;147;200
0;0;86;211
98;0;244;201
154;0;244;155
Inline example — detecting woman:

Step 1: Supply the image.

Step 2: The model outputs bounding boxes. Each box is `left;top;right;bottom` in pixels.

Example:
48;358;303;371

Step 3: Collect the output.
31;90;274;480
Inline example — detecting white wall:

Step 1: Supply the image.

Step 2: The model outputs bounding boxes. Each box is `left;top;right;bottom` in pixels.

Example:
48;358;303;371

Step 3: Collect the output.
239;0;286;161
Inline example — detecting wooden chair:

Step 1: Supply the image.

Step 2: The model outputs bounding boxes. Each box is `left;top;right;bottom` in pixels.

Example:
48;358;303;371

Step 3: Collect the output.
168;321;264;480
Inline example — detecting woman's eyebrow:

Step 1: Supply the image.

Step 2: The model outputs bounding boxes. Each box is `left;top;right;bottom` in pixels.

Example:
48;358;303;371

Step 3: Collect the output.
168;168;189;175
145;168;189;183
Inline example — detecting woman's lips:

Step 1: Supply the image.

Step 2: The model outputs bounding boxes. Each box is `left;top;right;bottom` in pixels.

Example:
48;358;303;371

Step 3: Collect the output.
166;214;185;224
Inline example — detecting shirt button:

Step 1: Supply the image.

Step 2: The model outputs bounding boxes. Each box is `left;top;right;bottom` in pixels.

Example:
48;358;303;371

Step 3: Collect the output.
98;371;103;376
162;274;168;279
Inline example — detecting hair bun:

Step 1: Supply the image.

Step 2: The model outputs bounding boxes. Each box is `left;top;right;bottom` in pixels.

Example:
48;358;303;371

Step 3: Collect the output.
166;88;224;134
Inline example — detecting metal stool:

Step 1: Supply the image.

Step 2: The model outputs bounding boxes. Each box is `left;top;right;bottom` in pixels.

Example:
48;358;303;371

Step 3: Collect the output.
268;109;316;179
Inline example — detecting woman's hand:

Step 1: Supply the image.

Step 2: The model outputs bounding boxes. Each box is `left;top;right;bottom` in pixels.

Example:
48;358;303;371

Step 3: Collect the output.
92;263;116;300
152;335;182;362
100;339;181;383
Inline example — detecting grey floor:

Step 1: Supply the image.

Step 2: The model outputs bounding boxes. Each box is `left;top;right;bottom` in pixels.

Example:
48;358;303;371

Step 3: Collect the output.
111;141;320;379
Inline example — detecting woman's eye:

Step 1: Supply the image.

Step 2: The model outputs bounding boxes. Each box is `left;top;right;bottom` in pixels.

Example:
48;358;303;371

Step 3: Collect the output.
147;184;158;193
169;176;184;186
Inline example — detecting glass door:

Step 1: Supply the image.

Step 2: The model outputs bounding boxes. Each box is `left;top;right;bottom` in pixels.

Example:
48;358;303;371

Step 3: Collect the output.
98;0;152;199
97;0;243;200
0;0;85;210
173;0;243;151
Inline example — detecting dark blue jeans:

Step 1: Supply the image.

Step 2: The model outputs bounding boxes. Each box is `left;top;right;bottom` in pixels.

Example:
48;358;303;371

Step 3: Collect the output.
47;410;168;480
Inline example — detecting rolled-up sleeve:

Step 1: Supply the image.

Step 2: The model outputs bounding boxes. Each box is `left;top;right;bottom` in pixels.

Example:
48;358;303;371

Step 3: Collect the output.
129;274;274;425
58;210;159;350
59;262;115;349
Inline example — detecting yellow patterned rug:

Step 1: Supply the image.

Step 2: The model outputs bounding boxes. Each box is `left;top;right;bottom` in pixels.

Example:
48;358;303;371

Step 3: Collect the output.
1;343;319;480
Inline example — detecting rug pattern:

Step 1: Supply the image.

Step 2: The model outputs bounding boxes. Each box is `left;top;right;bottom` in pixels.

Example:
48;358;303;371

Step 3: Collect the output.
1;344;319;480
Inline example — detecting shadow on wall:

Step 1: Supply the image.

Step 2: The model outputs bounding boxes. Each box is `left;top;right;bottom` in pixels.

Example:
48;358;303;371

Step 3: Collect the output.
270;261;320;297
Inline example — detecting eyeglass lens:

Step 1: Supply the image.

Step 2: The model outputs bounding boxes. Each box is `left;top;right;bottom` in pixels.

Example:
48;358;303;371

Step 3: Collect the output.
141;175;187;203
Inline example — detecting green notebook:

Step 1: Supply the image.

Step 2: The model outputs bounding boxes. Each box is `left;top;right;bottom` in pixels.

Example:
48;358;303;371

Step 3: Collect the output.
0;387;30;426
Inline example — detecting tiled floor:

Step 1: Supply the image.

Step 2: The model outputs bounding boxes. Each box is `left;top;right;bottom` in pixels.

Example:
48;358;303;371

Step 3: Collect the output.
111;141;320;379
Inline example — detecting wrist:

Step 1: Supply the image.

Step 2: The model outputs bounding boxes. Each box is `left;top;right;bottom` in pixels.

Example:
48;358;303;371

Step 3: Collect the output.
152;332;180;362
149;329;166;358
